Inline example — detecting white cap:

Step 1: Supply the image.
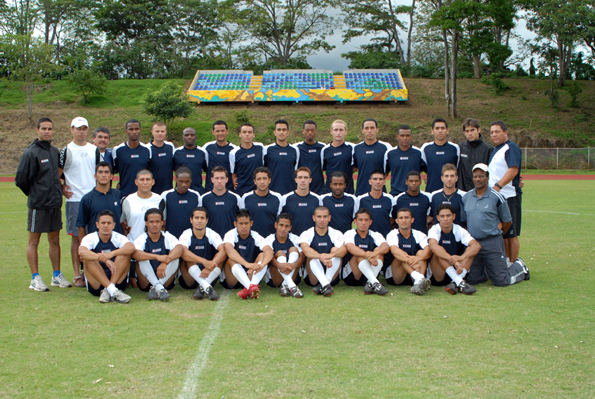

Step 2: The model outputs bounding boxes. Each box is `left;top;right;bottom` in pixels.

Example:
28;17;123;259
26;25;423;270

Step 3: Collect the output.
71;117;88;128
472;163;489;172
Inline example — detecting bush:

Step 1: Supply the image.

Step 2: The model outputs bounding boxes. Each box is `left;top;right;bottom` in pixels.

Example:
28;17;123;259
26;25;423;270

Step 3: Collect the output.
66;69;107;104
141;81;192;131
481;72;510;95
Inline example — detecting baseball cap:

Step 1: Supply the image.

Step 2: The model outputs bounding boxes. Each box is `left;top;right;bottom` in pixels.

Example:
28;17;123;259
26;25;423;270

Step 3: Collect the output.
71;117;89;128
472;163;488;172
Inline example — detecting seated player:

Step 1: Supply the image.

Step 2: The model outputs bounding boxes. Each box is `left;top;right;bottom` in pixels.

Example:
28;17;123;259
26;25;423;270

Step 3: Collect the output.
343;208;390;295
265;213;305;298
428;204;481;295
386;208;432;295
133;209;183;301
222;209;274;299
300;206;347;297
78;210;135;303
178;207;226;301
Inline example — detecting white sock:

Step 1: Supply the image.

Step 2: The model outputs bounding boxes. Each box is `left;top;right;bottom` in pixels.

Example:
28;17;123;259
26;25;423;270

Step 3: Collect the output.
206;267;221;285
324;257;341;283
106;283;117;296
250;264;268;285
231;263;251;288
288;252;299;264
157;259;179;287
281;271;296;288
370;260;383;278
358;259;379;285
278;256;287;264
309;259;330;286
411;271;424;285
139;260;160;287
446;266;467;286
188;265;211;290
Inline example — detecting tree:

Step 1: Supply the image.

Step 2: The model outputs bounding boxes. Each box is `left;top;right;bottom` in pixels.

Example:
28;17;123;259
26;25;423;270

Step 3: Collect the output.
141;82;192;131
342;44;403;69
66;69;107;103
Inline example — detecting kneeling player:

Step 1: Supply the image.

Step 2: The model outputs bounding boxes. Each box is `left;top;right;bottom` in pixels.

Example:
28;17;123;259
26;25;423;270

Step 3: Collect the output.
79;210;135;303
133;208;183;301
428;204;481;295
266;213;305;298
178;207;226;301
343;208;390;295
386;208;432;295
222;209;274;299
300;206;347;297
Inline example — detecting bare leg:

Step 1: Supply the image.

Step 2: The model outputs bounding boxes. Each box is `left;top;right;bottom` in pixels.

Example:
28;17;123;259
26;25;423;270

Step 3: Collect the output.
179;260;196;287
47;231;61;272
84;260;112;290
507;237;520;261
223;258;239;286
27;232;42;274
389;258;409;285
71;235;82;278
348;256;365;280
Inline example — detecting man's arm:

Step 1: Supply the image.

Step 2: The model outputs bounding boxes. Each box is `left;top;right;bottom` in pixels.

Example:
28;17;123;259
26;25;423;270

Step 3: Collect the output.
450;240;481;265
224;242;250;268
79;242;135;262
494;166;519;191
500;220;512;236
300;243;322;260
428;238;455;262
78;227;87;240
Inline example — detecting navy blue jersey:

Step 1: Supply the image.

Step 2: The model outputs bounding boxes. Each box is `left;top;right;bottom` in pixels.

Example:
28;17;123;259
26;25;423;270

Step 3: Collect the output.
240;190;283;237
203;141;237;192
281;192;322;236
344;229;386;252
420;141;460;193
76;188;123;234
297;141;325;194
101;149;113;171
161;188;201;238
223;229;270;264
264;143;299;195
386;229;429;256
321;142;356;194
200;190;241;238
179;228;223;261
299;226;344;255
229;143;265;196
357;193;395;237
428;224;473;257
385;146;426;196
80;231;130;275
393;191;432;234
173;146;208;194
429;189;466;226
134;231;179;271
147;141;175;194
353;140;392;196
112;142;151;197
266;233;302;255
321;193;358;233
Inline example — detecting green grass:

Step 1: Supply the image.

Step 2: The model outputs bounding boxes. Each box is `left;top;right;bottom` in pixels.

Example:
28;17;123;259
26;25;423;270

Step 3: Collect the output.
1;180;594;398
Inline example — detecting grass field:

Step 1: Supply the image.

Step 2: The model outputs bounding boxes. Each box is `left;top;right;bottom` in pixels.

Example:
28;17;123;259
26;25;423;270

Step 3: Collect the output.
1;180;594;398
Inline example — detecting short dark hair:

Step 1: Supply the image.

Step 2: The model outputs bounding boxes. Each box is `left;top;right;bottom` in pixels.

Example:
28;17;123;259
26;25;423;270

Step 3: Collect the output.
436;204;455;216
191;207;208;219
253;166;271;180
240;123;254;133
396;207;412;217
175;166;192;177
36;117;52;129
212;165;228;177
406;170;421;180
355;208;372;219
95;161;113;174
314;206;329;215
97;209;115;222
136;169;153;179
276;212;293;224
126;119;141;129
463;118;480;130
235;208;252;221
275;119;289;129
303;119;317;129
213;120;228;130
329;171;347;183
490;120;508;132
144;208;163;221
93;127;111;138
362;118;378;129
370;170;385;178
397;124;412;133
431;118;448;129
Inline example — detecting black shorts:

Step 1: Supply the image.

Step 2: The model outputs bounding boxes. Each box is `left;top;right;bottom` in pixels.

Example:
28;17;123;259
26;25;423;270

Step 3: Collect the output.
385;273;414;286
430;273;452;287
342;269;368;286
28;207;62;233
504;195;522;239
87;277;128;297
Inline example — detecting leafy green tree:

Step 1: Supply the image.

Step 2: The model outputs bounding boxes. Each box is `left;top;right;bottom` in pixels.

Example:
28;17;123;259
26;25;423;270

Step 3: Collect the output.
342;44;403;69
141;81;192;131
66;69;107;103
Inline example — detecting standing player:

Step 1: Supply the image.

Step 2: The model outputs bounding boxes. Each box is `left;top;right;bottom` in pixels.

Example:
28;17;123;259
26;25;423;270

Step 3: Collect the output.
321;171;359;233
321;120;356;194
93;127;113;169
386;208;432;295
281;167;322;236
229;123;265;196
203;120;237;192
147;122;175;194
222;209;274;299
240;167;283;238
16;117;68;291
353;119;392;196
421;118;460;193
78;210;135;303
264;119;300;195
200;166;242;238
265;213;305;298
343;208;390;295
457;118;493;191
429;164;466;226
173;127;208;194
60;117;101;287
358;170;394;237
133;209;183;301
428;204;481;295
112;119;151;197
393;171;432;234
300;206;347;296
385;125;426;196
161;167;201;239
297;120;325;195
178;207;226;301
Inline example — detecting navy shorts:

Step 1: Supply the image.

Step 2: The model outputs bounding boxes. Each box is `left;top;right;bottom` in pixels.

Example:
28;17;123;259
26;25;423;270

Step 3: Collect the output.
503;195;522;238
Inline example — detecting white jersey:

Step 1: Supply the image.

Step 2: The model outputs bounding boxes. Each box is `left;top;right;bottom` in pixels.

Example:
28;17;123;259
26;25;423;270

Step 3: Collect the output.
178;228;224;250
79;231;130;252
133;231;180;252
428;224;474;246
60;141;99;202
121;192;165;242
386;229;429;248
299;226;345;248
223;229;272;251
343;229;386;247
265;233;303;253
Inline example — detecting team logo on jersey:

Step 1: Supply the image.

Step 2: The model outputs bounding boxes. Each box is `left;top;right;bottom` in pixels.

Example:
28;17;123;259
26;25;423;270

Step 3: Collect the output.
335;204;344;207
409;203;419;206
141;206;150;211
373;205;382;208
317;242;328;246
279;152;287;156
461;154;468;158
195;245;205;250
359;244;369;249
100;249;112;253
436;152;445;155
258;203;267;206
41;159;49;163
238;245;247;250
402;244;411;248
442;240;451;244
158;153;166;157
131;154;139;158
365;150;374;154
179;200;188;204
81;152;88;157
114;202;118;206
217;152;226;155
308;149;317;153
247;154;255;158
442;201;451;205
151;248;162;253
187;154;195;158
400;157;409;160
333;152;342;156
298;203;308;207
215;202;225;205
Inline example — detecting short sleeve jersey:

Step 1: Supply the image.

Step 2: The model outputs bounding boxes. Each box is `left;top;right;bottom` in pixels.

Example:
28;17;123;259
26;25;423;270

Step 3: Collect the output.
121;192;165;242
299;227;344;255
420;141;460;192
173;146;208;194
386;229;429;256
112;142;151;197
147;141;175;194
200;190;241;237
353;140;392;196
240;190;283;237
59;142;101;202
76;187;123;234
178;227;223;260
134;231;180;270
80;231;130;272
428;224;474;256
321;193;359;233
297;141;326;194
488;140;522;199
161;188;201;238
203;141;238;192
461;188;511;239
223;229;271;264
263;143;300;195
385;146;426;196
344;229;386;253
281;191;323;236
393;191;432;234
357;193;395;237
265;233;302;255
229;143;265;196
321;142;356;194
429;189;466;226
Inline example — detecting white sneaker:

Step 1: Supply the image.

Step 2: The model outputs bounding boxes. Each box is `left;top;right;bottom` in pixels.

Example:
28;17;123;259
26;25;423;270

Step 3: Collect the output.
29;275;49;292
112;289;131;304
51;273;72;288
99;288;112;303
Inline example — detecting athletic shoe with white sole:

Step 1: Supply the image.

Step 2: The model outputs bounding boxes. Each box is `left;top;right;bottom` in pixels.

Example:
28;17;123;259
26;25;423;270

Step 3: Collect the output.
205;286;220;301
279;284;290;297
421;277;432;291
458;281;477;295
193;285;204;300
157;287;170;301
444;281;458;295
410;283;424;296
372;282;389;296
363;282;374;295
99;288;112;303
112;289;131;304
516;257;530;280
289;286;304;298
51;273;72;288
29;275;49;292
147;286;159;300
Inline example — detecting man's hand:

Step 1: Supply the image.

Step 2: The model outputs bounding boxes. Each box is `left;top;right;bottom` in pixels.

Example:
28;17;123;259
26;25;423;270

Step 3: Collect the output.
62;184;73;199
121;221;130;235
156;255;173;264
156;263;167;279
277;261;293;274
105;260;116;275
97;252;113;264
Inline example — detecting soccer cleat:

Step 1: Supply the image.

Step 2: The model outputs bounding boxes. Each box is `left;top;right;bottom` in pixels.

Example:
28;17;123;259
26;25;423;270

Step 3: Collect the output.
193;285;204;300
444;281;458;295
458;281;477;295
312;283;323;295
421;277;432;291
247;284;260;299
237;287;249;299
29;275;49;292
372;282;389;296
516;257;530;280
409;283;424;296
279;284;290;297
289;286;304;298
157;287;170;301
112;289;131;304
205;286;220;301
363;282;374;295
147;286;159;300
99;288;112;303
51;273;72;288
321;284;334;297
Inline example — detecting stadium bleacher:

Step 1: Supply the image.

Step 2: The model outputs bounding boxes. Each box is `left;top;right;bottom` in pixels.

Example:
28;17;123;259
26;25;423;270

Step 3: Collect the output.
192;71;252;90
344;70;404;90
261;70;334;90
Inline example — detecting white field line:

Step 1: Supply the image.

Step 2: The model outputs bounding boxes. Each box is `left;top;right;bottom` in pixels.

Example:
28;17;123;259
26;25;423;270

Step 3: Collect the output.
177;291;230;399
524;210;595;216
0;211;27;214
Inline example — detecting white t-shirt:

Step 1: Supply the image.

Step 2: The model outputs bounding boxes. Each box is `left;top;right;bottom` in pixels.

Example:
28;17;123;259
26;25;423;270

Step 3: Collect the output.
60;141;99;202
121;192;165;242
